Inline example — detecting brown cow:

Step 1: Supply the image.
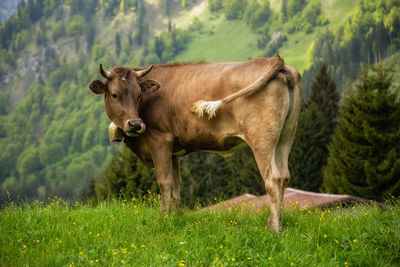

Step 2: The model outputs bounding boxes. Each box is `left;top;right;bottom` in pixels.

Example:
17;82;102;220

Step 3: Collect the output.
88;55;302;233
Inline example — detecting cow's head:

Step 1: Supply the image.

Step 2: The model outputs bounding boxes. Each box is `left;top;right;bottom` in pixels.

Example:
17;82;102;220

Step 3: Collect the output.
88;64;160;136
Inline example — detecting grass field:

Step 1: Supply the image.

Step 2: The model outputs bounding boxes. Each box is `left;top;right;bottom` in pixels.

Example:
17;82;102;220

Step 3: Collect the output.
1;195;399;266
175;17;264;63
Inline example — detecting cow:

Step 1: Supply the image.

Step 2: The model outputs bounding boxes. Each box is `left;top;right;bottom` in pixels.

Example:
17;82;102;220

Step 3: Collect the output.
88;55;302;233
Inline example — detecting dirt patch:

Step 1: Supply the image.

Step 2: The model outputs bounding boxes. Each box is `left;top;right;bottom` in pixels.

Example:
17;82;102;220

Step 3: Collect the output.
207;187;377;211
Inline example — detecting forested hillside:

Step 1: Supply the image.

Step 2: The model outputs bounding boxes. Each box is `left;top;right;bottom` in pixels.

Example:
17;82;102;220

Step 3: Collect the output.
0;0;23;23
0;0;399;203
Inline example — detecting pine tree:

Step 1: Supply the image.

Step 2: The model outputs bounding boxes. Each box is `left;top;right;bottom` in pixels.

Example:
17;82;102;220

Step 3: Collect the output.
289;63;339;192
281;0;287;23
322;64;400;200
134;0;148;46
93;145;157;199
308;63;340;136
180;148;265;207
115;33;121;57
289;102;330;191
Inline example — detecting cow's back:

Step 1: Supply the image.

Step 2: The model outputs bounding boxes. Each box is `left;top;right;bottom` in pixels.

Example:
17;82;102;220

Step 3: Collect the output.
138;58;295;152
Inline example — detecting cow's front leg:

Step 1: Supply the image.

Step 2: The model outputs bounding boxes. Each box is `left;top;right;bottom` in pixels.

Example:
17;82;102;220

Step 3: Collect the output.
149;139;174;214
171;157;182;212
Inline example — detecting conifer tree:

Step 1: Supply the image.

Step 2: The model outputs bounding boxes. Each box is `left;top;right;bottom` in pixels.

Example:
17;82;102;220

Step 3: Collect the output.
289;102;330;191
289;63;339;192
94;145;157;199
308;63;340;136
281;0;287;23
115;33;121;57
322;64;400;200
180;148;265;207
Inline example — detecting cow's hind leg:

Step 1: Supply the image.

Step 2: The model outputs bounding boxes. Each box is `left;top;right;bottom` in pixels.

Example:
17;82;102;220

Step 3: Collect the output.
250;110;298;233
251;142;284;233
274;123;296;209
244;114;288;233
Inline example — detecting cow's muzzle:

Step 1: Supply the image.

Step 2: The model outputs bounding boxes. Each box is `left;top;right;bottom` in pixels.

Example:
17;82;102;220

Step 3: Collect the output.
126;120;146;136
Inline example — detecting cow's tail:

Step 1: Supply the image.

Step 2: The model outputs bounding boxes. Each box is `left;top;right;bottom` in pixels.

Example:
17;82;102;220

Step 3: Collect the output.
191;54;285;119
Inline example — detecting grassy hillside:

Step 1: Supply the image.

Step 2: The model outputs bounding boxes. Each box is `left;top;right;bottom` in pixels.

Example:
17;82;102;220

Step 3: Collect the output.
174;0;359;72
278;0;359;72
1;196;399;266
175;17;264;62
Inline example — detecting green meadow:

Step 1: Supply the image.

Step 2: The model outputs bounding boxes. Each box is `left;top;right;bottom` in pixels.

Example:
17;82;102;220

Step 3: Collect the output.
1;195;399;266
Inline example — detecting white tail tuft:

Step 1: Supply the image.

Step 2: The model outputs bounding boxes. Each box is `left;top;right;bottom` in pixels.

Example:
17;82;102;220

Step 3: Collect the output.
191;100;223;119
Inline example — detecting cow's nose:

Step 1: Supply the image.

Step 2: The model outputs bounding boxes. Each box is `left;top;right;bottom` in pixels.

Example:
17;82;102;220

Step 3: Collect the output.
128;120;143;131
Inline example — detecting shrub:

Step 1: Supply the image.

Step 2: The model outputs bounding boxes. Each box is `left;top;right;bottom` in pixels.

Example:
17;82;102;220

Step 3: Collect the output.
67;15;85;36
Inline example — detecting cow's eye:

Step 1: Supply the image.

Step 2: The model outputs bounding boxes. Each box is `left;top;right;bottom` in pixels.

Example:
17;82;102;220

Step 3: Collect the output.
111;93;118;99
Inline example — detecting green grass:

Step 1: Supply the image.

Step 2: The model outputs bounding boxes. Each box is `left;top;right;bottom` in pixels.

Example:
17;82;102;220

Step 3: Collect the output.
279;30;317;73
321;0;359;30
1;195;399;266
175;17;264;63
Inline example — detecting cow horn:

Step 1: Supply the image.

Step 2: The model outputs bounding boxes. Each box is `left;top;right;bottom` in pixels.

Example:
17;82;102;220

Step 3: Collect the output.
100;64;111;80
135;65;153;78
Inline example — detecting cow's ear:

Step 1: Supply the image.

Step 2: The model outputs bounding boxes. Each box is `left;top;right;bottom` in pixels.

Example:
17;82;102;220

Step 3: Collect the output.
89;80;106;95
140;79;160;95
